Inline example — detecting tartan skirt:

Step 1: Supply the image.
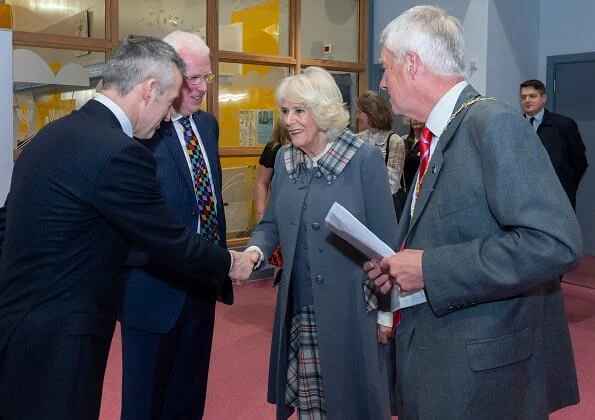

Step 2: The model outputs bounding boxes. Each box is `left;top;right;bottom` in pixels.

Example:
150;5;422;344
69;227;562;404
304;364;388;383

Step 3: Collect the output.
285;305;326;419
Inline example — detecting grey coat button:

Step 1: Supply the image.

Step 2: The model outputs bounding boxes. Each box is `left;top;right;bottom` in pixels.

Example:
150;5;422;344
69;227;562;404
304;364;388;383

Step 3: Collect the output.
312;223;320;230
314;275;324;284
314;170;322;178
325;173;334;182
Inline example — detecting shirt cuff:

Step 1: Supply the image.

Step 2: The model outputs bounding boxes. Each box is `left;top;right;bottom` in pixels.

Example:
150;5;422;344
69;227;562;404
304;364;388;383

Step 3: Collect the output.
227;250;234;274
244;245;265;269
377;311;393;327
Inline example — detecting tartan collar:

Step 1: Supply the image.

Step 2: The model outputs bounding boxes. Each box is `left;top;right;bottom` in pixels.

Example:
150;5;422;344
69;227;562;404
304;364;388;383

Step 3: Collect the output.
283;129;363;184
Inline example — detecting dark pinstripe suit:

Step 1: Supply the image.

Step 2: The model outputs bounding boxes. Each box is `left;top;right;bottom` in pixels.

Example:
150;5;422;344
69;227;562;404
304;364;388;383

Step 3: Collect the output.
119;112;232;419
0;100;231;419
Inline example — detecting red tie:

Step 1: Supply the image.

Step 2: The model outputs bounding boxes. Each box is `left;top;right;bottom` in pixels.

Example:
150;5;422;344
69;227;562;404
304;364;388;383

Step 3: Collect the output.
392;127;432;334
417;125;433;189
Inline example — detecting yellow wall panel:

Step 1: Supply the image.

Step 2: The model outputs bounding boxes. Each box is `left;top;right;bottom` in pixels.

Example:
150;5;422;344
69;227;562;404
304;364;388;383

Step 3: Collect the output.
219;0;282;169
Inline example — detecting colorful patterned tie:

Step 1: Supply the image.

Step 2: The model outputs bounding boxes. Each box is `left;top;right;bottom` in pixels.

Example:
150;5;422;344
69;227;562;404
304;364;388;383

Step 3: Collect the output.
179;116;220;244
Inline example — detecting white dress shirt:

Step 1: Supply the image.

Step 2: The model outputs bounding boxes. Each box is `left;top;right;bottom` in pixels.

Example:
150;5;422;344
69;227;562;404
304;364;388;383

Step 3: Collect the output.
377;80;468;328
527;108;544;132
93;93;133;138
410;80;468;215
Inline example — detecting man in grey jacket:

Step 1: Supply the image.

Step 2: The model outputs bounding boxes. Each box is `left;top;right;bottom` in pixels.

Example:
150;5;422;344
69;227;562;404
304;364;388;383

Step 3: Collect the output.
367;5;582;419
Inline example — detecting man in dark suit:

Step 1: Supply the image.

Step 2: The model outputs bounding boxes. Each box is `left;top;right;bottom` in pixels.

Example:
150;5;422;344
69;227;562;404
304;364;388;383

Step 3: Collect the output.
0;35;258;420
520;79;588;209
366;6;582;418
119;31;228;420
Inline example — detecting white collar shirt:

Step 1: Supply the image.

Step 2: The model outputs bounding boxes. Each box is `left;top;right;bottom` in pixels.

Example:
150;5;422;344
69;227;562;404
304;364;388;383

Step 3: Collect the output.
93;93;133;138
411;80;468;213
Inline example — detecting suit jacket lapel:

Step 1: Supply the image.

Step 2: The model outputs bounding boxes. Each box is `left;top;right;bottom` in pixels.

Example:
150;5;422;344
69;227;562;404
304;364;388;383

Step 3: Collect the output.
536;109;552;135
161;120;194;191
408;85;481;234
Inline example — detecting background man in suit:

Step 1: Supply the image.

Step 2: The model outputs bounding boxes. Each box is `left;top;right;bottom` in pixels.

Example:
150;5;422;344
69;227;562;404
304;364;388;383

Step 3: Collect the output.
0;35;258;420
119;31;228;419
520;79;588;209
366;6;582;418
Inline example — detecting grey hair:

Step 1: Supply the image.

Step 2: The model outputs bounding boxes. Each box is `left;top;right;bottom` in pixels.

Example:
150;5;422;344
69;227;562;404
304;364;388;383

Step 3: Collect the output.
275;67;350;142
163;30;210;58
102;35;187;97
380;5;465;77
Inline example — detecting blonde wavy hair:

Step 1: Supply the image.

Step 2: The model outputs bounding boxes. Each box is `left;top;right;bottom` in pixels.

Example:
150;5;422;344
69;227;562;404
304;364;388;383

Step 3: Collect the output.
275;67;350;142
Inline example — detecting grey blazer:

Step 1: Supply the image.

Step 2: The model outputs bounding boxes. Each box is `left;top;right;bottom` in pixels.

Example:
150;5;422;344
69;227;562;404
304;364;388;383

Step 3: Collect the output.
393;85;582;419
249;139;397;420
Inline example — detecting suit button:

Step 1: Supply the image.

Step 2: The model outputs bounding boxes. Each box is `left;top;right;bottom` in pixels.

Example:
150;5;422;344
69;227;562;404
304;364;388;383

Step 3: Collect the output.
314;275;324;284
311;223;320;230
325;173;334;182
192;211;197;216
314;170;322;178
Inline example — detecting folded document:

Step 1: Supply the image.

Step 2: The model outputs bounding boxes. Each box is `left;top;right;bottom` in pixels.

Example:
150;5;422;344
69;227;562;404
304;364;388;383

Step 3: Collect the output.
324;202;426;310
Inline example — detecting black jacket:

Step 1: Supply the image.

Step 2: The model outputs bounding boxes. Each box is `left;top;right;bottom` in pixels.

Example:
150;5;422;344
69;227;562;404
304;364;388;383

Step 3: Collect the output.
0;100;231;419
535;109;588;208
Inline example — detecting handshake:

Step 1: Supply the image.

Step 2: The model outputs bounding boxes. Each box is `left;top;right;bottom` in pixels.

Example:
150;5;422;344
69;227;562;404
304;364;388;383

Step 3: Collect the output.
228;249;262;284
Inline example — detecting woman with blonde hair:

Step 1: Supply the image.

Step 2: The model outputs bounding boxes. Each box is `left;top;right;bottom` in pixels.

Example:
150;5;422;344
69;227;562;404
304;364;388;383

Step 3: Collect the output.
248;67;396;420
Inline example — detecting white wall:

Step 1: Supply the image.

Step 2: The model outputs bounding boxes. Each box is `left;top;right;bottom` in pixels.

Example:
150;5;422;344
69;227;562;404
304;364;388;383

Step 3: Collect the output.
486;0;539;108
301;0;358;61
538;0;595;81
373;0;489;94
1;30;13;205
372;0;544;108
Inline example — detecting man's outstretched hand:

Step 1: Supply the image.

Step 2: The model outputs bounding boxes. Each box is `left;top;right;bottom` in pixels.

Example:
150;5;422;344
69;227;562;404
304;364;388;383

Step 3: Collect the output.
228;250;261;284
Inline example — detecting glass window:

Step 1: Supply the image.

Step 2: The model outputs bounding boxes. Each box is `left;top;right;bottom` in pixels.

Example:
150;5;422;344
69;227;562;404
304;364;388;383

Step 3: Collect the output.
218;63;288;241
13;47;104;152
219;0;289;56
8;0;106;38
218;64;288;148
221;156;259;241
119;0;206;40
300;0;359;61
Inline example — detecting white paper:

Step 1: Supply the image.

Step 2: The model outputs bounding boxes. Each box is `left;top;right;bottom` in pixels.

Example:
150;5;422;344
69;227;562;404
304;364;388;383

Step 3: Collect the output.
324;202;426;310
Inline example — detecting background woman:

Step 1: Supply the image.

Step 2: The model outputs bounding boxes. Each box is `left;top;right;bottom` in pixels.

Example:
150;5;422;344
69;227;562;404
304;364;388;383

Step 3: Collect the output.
356;91;405;197
402;118;423;191
255;120;291;223
248;67;396;420
254;121;291;278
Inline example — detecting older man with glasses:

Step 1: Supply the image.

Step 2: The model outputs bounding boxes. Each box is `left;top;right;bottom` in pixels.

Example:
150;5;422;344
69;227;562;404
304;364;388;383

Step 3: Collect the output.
119;30;232;420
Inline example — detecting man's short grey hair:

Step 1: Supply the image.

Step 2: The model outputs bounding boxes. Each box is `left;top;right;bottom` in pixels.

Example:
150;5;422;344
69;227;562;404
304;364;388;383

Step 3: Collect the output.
380;5;465;77
276;67;349;142
163;30;210;58
102;35;187;97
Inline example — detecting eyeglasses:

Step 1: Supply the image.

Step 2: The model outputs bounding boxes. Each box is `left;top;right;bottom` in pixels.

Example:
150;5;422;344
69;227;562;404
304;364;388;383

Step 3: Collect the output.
186;73;215;85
